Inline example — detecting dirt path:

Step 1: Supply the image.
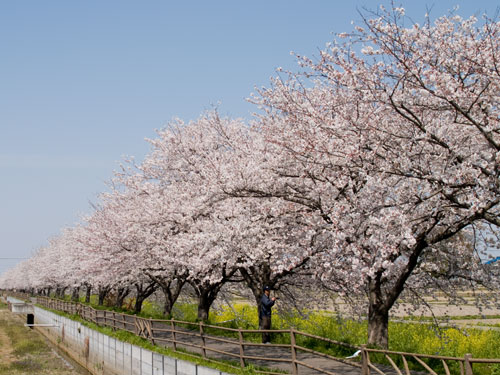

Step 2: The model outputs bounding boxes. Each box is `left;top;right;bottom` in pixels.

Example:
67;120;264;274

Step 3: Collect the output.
149;320;397;375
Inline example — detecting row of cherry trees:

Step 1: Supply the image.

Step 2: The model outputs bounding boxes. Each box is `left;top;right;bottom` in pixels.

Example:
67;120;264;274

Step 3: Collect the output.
2;7;500;348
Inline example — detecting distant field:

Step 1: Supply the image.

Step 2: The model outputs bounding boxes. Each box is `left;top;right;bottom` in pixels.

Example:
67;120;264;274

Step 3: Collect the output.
292;291;500;321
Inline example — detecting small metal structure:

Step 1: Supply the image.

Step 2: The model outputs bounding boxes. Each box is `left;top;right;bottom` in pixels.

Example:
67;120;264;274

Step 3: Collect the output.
24;323;59;327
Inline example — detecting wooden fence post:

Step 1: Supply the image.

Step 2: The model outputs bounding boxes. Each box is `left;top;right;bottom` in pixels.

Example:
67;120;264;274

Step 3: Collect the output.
199;321;207;358
361;345;370;375
464;353;473;375
149;318;155;345
238;328;245;368
171;320;177;351
290;328;298;375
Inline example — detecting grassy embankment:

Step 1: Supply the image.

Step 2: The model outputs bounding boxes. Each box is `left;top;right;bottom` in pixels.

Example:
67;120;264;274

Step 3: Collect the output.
0;300;81;375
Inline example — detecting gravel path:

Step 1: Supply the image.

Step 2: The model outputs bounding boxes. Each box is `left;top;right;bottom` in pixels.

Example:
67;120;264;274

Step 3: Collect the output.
148;320;387;375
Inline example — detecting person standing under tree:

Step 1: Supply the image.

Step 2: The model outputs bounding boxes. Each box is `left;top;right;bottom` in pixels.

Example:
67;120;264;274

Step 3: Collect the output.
259;286;276;344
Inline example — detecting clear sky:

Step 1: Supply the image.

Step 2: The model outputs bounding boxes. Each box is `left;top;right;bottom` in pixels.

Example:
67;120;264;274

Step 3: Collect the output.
1;0;499;275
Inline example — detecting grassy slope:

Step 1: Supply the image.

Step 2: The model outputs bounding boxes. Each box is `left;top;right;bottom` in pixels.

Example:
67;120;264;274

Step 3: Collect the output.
0;301;81;375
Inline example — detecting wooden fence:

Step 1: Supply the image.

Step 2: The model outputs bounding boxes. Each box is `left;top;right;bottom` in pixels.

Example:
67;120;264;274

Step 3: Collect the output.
5;291;500;375
34;295;361;375
359;346;500;375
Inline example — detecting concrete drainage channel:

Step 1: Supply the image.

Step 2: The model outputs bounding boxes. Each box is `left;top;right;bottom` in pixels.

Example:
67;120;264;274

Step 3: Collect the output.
48;344;94;375
50;345;92;374
7;297;231;375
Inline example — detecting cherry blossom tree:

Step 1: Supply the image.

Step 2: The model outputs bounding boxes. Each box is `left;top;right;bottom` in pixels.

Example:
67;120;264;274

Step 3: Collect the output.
0;226;89;298
139;112;331;320
245;7;500;347
138;114;248;320
77;181;164;312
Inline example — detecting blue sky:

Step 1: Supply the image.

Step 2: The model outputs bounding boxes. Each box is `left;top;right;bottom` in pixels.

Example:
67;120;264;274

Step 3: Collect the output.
1;0;499;275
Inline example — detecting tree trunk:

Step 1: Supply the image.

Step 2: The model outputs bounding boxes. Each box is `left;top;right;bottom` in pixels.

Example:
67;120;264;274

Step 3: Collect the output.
133;281;158;314
134;295;146;313
367;274;389;349
71;287;80;302
114;287;130;309
144;272;186;317
55;287;67;299
197;295;212;321
190;266;237;321
85;285;92;303
190;280;225;321
367;304;389;349
161;280;185;317
365;241;428;349
98;287;110;306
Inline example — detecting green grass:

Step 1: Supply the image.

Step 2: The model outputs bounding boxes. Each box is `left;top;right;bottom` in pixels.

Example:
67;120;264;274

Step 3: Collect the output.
0;319;48;357
9;358;43;372
0;306;52;374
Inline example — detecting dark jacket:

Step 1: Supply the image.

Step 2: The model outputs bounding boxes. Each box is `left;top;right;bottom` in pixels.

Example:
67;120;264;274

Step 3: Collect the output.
260;294;275;318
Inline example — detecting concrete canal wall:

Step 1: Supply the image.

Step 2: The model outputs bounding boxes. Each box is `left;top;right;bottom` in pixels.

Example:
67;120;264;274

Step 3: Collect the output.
6;296;231;375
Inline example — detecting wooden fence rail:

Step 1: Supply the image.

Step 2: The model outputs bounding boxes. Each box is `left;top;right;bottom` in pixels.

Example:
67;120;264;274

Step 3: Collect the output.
4;291;500;375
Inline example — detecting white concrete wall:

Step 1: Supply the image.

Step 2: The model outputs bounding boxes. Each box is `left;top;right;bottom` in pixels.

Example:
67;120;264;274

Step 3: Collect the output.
10;302;34;314
7;297;233;375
